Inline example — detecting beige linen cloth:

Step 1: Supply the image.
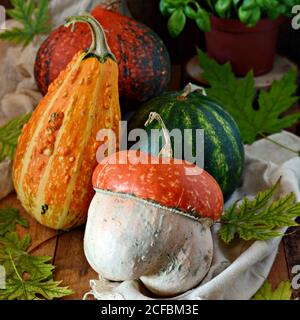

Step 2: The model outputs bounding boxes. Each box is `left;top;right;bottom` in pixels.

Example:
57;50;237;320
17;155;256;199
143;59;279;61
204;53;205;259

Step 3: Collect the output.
0;1;299;300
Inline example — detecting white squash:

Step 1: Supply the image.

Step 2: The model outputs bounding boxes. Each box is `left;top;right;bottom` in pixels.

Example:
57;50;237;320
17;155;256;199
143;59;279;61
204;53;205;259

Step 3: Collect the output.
84;191;214;296
84;113;223;296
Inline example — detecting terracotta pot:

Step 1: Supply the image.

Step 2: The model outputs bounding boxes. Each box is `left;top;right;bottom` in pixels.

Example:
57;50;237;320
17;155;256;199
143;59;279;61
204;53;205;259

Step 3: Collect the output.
205;16;284;76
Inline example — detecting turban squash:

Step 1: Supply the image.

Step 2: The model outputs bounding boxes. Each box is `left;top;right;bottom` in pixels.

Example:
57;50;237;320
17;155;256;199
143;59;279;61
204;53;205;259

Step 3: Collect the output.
13;14;121;230
84;113;223;296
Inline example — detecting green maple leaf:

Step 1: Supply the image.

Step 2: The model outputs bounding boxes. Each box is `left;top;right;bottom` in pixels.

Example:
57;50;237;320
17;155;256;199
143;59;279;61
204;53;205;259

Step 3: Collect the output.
219;180;300;243
0;233;31;278
0;277;72;300
0;207;28;236
0;238;73;300
0;232;31;251
197;49;300;144
252;280;293;300
0;113;31;161
0;207;73;300
0;0;51;46
18;254;54;281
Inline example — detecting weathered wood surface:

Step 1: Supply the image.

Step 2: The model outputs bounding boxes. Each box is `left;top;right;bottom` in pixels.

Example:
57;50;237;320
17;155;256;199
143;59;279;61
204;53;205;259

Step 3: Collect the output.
0;192;298;299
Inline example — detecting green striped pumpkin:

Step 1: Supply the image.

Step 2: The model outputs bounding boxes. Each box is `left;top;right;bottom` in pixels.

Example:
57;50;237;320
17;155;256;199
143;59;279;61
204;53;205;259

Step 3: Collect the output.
128;91;245;198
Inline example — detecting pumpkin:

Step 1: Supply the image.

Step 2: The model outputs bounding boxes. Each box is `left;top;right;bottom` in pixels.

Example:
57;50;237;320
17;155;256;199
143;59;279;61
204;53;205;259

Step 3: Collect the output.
34;6;171;107
84;113;223;296
128;86;245;198
13;14;121;230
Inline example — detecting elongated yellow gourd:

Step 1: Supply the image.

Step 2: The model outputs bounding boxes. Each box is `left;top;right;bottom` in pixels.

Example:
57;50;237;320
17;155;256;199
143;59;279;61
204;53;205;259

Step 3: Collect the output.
13;14;121;230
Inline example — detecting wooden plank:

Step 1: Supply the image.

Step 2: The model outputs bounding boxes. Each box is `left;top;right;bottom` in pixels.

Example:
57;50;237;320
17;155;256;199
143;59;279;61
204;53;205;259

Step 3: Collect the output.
53;226;97;300
283;219;300;299
267;242;289;289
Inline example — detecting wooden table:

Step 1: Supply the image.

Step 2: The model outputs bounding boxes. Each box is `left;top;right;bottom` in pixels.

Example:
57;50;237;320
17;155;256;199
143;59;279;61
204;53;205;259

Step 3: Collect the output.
0;192;299;299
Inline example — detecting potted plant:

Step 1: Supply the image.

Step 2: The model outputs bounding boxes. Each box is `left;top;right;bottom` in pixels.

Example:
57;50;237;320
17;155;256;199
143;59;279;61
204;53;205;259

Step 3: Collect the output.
160;0;297;76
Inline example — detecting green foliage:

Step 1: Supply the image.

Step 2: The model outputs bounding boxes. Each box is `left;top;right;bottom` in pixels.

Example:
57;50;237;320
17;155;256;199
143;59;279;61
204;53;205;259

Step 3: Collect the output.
197;49;300;144
0;0;51;46
252;280;293;300
168;8;187;37
219;180;300;243
0;207;73;300
0;208;28;236
0;113;31;161
160;0;298;35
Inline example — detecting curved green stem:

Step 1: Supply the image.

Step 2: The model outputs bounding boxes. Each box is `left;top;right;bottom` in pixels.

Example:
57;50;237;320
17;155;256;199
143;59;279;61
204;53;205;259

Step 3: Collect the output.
145;112;173;158
64;13;116;63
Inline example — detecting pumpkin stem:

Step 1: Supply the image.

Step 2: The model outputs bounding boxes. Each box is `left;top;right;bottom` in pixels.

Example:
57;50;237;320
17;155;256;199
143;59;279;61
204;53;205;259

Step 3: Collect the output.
178;83;207;100
145;112;173;158
65;13;116;63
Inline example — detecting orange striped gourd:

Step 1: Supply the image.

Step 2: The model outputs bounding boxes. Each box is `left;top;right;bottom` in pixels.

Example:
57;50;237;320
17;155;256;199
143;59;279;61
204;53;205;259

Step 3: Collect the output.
12;14;121;230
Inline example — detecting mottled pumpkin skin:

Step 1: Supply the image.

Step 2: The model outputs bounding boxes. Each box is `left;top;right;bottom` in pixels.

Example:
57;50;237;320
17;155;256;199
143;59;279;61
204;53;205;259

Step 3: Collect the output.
34;7;171;107
13;52;121;230
93;151;224;221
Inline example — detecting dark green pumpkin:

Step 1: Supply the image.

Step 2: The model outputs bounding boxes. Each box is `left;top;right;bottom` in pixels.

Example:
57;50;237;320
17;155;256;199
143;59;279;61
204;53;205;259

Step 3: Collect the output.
128;91;245;198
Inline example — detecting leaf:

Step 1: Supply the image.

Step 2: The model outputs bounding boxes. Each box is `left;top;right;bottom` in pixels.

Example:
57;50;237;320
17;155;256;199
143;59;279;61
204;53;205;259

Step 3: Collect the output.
256;70;299;135
0;0;51;46
0;277;73;300
168;8;186;37
197;49;300;144
195;9;211;32
215;0;232;18
0;207;73;300
219;180;300;243
0;232;31;251
252;280;293;300
0;113;31;161
0;233;31;279
0;207;28;236
18;254;54;281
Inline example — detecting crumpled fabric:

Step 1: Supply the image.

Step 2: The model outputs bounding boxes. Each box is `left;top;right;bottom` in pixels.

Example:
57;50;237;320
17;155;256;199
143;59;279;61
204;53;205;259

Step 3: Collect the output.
83;131;300;300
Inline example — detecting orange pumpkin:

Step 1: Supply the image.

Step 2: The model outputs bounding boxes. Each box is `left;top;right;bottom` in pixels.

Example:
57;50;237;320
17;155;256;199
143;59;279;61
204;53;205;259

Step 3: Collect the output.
12;14;121;230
